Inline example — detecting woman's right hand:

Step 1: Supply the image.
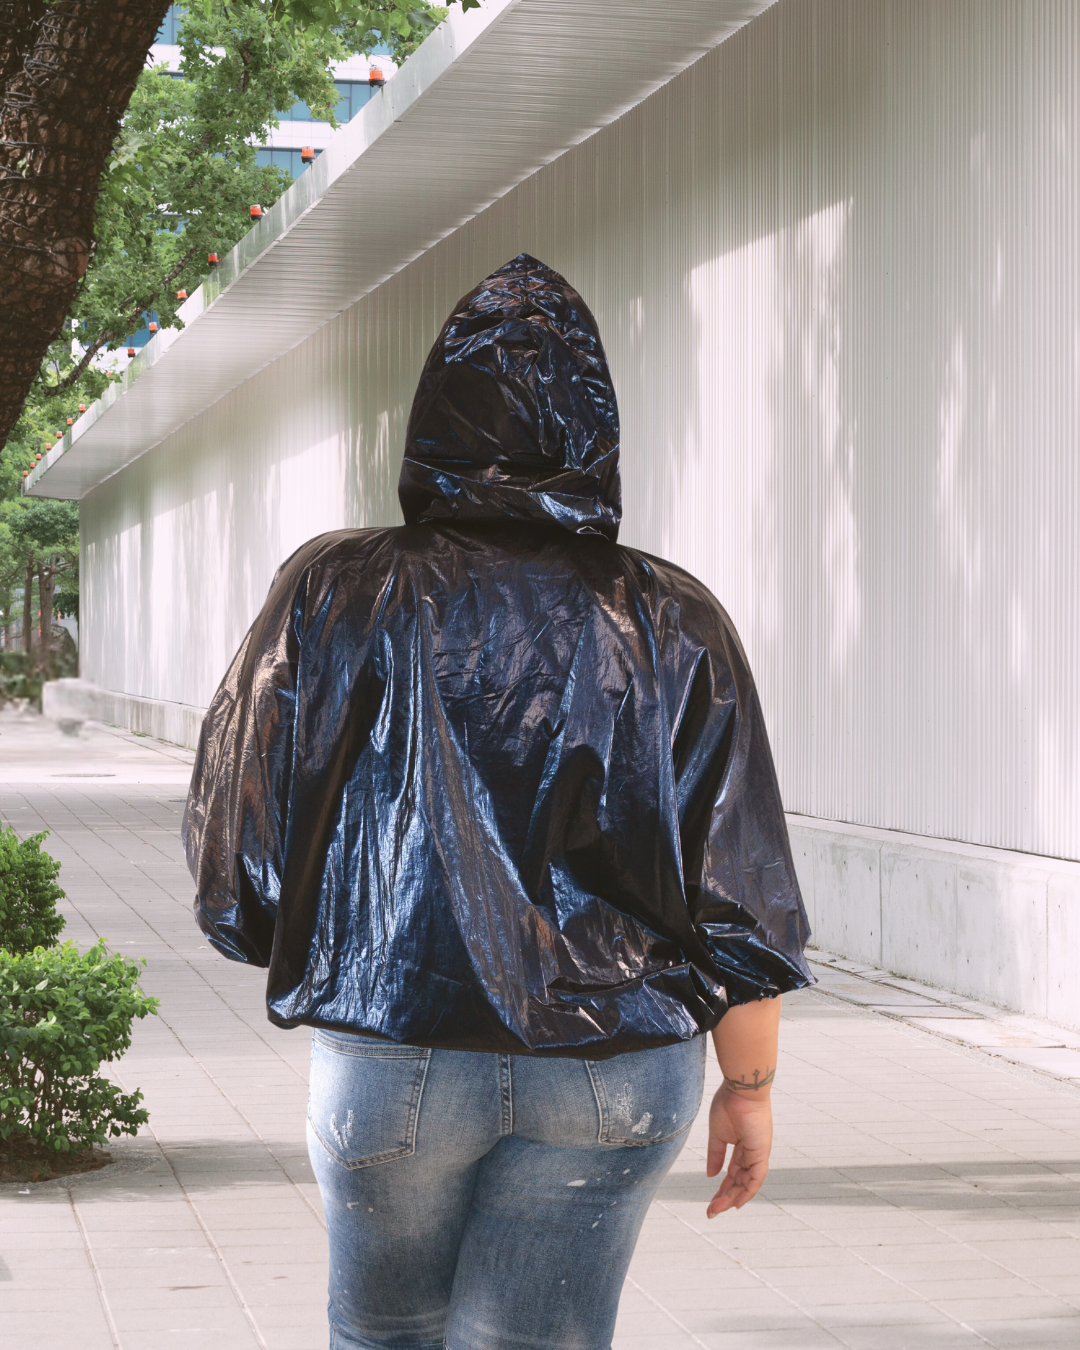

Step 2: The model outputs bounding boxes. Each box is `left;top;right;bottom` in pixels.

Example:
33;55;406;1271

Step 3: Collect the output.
705;1083;774;1216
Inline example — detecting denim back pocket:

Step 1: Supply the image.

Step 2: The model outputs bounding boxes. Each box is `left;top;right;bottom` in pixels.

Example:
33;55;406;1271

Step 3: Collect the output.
586;1034;706;1146
307;1029;431;1169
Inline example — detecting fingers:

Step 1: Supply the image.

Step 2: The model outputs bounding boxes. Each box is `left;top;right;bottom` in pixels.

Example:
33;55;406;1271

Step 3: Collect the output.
706;1153;769;1218
704;1084;774;1216
705;1135;727;1179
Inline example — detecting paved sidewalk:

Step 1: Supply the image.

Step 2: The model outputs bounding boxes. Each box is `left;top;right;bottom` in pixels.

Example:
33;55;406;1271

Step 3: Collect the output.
2;707;1080;1350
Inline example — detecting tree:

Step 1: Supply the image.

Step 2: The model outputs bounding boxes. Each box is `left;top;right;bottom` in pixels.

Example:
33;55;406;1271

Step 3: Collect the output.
0;0;174;451
0;496;78;664
0;0;478;450
0;367;87;656
0;0;476;658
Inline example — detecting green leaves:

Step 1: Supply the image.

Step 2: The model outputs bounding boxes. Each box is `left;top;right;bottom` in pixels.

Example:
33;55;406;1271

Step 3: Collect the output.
0;827;65;956
6;0;471;480
0;941;158;1155
269;0;473;50
0;834;157;1166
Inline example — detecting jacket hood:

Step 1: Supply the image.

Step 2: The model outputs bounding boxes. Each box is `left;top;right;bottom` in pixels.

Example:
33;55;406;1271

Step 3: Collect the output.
398;254;621;541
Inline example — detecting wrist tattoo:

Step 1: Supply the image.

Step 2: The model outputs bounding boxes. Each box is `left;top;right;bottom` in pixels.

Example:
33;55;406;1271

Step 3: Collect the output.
723;1066;775;1092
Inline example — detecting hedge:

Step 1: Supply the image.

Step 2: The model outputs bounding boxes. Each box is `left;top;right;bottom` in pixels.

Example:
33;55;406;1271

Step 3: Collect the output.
0;826;66;955
0;941;158;1158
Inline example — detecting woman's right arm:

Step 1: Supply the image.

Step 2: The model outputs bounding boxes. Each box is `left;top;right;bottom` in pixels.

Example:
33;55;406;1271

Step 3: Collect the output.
705;995;781;1216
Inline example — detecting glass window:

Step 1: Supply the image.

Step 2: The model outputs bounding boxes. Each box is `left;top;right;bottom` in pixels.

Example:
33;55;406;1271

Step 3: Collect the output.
122;311;161;349
331;81;373;123
155;5;183;44
275;82;375;125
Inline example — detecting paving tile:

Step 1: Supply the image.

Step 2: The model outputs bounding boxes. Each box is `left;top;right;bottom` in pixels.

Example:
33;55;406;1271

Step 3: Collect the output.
813;1301;953;1328
5;716;1080;1350
931;1295;1075;1321
834;1327;988;1349
611;1339;698;1350
965;1319;1080;1347
695;1328;846;1349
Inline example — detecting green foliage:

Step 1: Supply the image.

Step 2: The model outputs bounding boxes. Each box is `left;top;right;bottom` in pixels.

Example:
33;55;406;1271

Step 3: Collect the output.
275;0;479;52
0;496;80;655
1;0;477;620
0;941;158;1158
15;0;468;419
0;653;38;706
0;646;78;711
0;828;65;957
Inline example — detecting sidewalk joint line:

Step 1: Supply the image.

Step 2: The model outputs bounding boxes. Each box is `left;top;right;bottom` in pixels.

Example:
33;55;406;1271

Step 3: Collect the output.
67;1186;123;1350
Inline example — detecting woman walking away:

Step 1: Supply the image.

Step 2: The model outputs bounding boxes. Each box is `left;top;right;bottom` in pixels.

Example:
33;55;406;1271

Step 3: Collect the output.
183;254;813;1350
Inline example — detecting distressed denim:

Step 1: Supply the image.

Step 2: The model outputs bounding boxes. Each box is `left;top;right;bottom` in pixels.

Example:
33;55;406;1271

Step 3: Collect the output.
306;1030;707;1350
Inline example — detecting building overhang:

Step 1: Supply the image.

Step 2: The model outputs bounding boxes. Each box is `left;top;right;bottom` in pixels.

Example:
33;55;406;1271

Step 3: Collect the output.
27;0;776;501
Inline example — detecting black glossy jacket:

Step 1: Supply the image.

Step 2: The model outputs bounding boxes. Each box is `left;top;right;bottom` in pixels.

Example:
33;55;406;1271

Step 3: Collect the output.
183;254;812;1057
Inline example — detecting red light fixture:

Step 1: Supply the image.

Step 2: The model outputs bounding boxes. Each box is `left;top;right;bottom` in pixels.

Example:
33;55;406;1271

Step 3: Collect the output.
301;146;315;164
66;417;73;425
368;66;385;86
127;346;136;357
177;289;187;300
208;252;219;265
250;204;263;219
22;470;28;478
36;453;42;460
148;321;158;332
44;443;51;450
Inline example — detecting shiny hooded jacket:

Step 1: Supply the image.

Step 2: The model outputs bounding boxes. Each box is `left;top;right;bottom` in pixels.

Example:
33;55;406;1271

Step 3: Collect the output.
183;253;812;1058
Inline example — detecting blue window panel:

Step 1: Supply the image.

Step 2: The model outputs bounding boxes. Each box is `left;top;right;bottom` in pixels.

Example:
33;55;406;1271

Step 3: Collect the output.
258;147;323;179
155;5;183;44
121;311;161;349
334;81;375;123
275;82;376;126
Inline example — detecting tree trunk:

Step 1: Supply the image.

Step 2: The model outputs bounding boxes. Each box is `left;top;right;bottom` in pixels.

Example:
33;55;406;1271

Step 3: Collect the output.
1;602;8;650
21;556;32;656
0;3;48;90
0;0;172;448
36;558;54;668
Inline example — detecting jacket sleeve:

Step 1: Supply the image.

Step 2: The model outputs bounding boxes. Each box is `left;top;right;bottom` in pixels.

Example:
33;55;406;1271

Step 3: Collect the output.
657;570;814;1004
181;553;308;965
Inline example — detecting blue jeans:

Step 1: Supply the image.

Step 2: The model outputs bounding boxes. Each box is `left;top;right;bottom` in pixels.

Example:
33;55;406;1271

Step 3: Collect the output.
306;1030;707;1350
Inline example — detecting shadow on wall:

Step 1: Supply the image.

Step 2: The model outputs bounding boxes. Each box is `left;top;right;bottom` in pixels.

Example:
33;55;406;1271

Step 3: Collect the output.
82;317;360;708
616;0;1080;861
81;0;1080;863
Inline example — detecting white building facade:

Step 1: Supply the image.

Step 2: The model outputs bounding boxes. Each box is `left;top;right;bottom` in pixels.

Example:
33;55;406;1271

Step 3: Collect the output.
30;0;1080;1025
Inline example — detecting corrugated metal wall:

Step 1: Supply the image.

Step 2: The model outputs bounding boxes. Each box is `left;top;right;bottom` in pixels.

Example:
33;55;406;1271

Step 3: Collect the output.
82;0;1080;862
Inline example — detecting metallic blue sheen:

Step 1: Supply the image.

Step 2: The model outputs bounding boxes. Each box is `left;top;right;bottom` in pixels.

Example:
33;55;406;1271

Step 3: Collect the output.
183;254;813;1057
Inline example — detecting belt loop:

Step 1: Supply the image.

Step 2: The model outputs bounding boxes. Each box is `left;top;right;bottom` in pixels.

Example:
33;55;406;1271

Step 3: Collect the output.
499;1053;513;1136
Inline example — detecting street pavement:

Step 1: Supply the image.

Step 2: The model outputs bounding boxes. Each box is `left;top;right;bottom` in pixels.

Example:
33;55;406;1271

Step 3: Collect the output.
1;706;1080;1350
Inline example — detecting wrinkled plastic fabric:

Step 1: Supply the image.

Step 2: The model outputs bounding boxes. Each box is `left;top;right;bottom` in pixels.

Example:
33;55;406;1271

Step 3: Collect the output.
183;254;813;1058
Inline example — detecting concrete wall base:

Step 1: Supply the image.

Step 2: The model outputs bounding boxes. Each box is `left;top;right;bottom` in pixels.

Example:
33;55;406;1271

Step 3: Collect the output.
43;679;207;752
788;815;1080;1032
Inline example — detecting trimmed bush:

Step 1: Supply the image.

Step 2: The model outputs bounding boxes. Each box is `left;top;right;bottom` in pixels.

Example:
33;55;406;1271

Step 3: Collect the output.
0;642;78;710
0;941;158;1162
0;651;41;707
0;826;65;955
